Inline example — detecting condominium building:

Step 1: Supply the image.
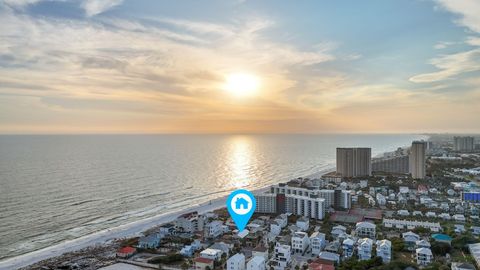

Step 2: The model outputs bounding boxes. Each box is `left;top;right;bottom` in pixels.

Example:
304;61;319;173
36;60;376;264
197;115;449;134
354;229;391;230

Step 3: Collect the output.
255;179;351;219
383;219;441;232
409;141;426;179
336;147;372;177
227;253;245;270
376;239;392;263
372;155;409;174
454;136;475;152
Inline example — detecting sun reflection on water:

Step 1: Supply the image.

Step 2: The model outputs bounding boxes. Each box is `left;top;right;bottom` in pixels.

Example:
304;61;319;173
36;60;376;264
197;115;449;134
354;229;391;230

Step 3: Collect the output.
227;136;255;188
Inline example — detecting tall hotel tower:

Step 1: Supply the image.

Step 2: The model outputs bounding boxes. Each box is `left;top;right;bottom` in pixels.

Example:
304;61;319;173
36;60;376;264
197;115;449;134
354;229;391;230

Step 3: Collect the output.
336;148;372;178
409;141;426;179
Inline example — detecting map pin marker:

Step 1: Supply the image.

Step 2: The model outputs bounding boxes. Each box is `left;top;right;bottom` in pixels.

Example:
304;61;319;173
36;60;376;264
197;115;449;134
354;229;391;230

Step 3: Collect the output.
227;189;256;232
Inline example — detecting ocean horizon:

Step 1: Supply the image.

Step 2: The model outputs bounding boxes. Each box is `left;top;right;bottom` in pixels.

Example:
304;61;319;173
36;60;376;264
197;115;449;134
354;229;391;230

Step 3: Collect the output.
0;134;426;261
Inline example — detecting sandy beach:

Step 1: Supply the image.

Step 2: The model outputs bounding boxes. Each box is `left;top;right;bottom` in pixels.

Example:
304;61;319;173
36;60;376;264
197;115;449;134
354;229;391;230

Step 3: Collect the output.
0;185;276;270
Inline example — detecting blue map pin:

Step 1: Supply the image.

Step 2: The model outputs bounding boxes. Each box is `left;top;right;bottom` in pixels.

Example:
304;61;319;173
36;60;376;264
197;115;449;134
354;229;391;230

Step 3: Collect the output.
226;189;256;232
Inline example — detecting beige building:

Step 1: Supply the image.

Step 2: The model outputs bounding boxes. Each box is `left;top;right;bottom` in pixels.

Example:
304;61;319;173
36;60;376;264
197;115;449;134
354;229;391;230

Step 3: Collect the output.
409;141;426;179
336;148;371;178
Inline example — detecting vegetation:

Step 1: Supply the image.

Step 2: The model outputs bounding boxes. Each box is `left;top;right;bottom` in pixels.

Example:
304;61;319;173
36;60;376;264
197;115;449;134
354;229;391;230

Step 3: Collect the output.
430;241;451;256
337;256;383;270
148;253;184;264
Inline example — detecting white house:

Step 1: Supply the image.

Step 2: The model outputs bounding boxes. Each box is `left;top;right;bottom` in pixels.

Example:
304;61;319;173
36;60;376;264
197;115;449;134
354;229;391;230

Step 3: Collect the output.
331;225;347;239
425;212;437;218
357;238;373;261
355;221;376;239
272;243;291;270
227;253;245;270
296;217;310;232
402;231;420;250
275;214;288;228
310;232;326;255
270;221;282;237
342;238;355;259
397;210;410;216
247;256;265;270
200;248;223;261
439;213;451;220
416;247;433;266
205;220;224;238
376;239;392;263
291;232;309;254
453;214;466;222
412;211;423;216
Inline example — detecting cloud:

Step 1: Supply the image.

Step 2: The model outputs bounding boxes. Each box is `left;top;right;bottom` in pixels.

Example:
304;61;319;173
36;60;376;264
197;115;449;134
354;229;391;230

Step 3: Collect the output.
82;0;123;17
409;48;480;83
434;0;480;33
434;41;456;49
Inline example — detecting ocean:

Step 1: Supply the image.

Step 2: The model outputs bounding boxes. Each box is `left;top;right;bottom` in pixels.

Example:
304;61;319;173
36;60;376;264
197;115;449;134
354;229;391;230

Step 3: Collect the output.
0;134;426;261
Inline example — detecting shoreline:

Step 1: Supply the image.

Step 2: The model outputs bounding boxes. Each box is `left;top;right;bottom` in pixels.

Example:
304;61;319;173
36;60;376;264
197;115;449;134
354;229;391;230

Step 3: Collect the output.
0;184;278;270
0;138;424;270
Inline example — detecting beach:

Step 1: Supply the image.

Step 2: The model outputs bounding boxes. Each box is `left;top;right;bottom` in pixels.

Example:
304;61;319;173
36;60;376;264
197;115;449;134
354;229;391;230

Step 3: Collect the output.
0;186;273;270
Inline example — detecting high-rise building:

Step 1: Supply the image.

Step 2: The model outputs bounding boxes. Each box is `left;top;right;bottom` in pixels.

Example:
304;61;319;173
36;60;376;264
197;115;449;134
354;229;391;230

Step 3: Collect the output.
372;155;409;174
336;148;372;178
409;141;426;179
454;136;475;152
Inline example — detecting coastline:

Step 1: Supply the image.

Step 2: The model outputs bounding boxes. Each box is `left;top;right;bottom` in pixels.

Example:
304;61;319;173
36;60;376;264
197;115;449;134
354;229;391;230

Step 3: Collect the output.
0;184;278;270
0;138;424;270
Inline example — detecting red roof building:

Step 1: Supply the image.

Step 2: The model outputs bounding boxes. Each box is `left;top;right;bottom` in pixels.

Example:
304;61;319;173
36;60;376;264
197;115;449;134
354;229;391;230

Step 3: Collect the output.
194;257;214;270
309;262;335;270
116;246;136;258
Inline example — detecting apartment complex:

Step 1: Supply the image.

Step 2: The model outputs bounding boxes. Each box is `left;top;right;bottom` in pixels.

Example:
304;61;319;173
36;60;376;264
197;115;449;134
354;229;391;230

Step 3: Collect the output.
409;141;426;179
336;148;372;177
255;180;352;219
454;136;475;152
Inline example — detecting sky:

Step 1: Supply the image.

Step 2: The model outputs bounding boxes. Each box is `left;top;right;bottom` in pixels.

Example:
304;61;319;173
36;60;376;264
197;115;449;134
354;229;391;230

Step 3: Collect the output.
0;0;480;134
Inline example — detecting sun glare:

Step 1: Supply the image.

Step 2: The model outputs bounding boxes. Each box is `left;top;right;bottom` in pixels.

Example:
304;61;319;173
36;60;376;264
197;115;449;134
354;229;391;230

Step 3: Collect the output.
224;73;260;97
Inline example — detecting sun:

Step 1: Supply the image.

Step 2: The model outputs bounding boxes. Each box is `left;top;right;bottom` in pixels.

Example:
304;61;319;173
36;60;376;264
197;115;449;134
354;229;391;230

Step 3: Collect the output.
224;73;260;97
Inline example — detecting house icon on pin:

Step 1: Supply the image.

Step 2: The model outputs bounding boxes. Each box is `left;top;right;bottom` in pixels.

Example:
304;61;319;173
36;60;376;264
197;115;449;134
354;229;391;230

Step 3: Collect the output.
235;197;249;210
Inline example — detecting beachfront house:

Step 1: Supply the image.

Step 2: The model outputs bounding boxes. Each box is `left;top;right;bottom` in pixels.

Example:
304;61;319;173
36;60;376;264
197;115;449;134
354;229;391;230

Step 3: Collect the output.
116;246;136;258
138;234;161;249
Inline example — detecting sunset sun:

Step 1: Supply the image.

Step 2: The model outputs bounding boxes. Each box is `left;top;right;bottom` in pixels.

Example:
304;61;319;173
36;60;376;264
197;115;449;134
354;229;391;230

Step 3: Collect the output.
224;73;260;97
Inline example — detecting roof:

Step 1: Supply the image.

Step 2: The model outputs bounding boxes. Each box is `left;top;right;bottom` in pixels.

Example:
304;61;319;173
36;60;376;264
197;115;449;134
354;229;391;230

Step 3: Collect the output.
200;248;222;256
118;246;136;254
318;251;340;262
308;262;335;270
356;221;375;228
416;247;433;256
194;257;214;264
